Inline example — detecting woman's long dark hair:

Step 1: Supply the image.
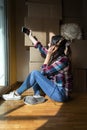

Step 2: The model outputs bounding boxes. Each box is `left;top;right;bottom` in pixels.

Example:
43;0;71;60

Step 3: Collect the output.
49;35;72;64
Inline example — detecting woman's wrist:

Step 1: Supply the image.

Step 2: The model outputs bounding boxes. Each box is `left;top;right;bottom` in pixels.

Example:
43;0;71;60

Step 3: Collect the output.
44;54;51;64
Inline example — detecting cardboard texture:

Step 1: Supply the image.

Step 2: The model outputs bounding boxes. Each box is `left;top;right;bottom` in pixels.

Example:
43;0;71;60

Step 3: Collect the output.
30;47;44;62
29;62;43;72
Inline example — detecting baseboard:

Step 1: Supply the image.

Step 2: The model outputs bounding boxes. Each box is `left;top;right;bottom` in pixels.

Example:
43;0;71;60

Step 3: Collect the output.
0;81;23;96
0;86;11;96
10;81;23;91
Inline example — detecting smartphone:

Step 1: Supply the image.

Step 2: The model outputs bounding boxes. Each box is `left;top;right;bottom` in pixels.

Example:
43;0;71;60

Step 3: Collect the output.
22;26;30;35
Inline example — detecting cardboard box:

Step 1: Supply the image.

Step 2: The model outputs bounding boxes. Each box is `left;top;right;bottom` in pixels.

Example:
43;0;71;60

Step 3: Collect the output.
30;47;44;62
25;34;32;46
73;68;87;92
29;62;43;72
24;17;59;47
24;30;47;46
71;40;87;68
27;3;59;19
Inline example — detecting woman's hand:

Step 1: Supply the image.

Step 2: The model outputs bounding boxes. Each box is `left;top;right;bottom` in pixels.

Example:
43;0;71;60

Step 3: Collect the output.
43;46;57;65
47;46;57;56
29;30;32;37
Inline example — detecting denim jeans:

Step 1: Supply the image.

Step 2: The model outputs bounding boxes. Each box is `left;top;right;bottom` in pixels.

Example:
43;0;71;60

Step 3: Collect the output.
17;70;67;102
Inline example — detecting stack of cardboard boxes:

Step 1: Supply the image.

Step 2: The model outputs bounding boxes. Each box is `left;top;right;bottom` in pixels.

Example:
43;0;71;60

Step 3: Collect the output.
24;0;62;73
23;0;62;93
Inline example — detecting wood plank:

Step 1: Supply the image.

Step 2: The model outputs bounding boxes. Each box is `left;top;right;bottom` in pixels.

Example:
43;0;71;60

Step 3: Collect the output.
0;92;87;130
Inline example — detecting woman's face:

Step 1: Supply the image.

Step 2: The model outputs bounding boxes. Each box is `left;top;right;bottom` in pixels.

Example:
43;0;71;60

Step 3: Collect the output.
48;42;59;53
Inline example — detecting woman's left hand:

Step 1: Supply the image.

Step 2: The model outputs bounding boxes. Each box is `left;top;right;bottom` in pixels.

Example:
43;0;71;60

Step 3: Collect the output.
47;46;57;56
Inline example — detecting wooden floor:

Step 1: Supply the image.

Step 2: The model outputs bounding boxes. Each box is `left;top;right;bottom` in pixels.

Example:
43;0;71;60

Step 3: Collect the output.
0;92;87;130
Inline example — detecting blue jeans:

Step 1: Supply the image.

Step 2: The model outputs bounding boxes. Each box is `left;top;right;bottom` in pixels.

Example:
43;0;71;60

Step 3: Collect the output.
17;70;67;102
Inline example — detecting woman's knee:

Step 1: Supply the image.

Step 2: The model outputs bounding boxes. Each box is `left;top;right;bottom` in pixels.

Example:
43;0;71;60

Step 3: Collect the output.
31;70;40;75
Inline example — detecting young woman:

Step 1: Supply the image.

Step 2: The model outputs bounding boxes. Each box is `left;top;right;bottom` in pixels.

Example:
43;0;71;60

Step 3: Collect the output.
2;27;73;104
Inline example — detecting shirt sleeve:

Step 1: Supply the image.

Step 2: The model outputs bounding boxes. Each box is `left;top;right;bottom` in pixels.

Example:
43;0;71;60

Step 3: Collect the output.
34;41;48;58
41;57;68;76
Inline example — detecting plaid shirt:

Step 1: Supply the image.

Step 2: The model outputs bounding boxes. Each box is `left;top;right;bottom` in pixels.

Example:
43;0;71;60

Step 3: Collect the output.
35;42;73;97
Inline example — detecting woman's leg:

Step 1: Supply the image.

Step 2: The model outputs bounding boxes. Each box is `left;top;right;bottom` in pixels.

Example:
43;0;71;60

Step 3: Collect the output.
16;70;67;102
33;83;41;95
33;83;45;96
